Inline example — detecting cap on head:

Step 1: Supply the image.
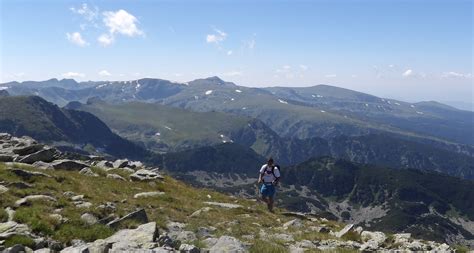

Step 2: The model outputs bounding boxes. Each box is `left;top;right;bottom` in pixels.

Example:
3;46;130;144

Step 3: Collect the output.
267;157;274;165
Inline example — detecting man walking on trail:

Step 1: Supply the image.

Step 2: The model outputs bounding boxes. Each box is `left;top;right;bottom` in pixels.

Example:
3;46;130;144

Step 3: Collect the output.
258;158;281;212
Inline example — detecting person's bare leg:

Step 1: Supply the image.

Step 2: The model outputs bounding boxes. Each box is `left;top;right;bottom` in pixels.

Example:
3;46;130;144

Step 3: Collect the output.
268;197;274;212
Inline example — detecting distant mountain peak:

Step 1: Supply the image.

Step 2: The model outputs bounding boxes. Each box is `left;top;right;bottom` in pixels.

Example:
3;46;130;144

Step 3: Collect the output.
189;76;233;86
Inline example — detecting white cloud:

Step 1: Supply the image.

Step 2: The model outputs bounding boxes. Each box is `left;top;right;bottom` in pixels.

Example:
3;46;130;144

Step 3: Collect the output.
227;50;233;55
62;72;85;78
103;9;144;37
402;69;413;77
206;28;227;44
70;3;98;22
66;32;88;47
325;74;337;78
98;70;112;76
441;71;472;79
98;33;114;46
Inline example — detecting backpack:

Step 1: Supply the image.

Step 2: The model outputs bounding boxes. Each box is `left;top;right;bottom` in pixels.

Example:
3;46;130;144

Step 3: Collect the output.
264;164;281;179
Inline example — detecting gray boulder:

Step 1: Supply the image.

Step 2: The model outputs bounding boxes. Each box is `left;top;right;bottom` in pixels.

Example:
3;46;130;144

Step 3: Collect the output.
79;167;99;177
105;222;158;251
107;173;126;181
12;144;44;156
134;191;165;199
0;154;14;162
334;223;354;238
130;169;164;182
0;185;8;194
283;219;303;230
95;160;114;171
50;160;89;171
18;148;57;164
15;195;57;207
107;208;148;229
203;202;242;209
0;221;31;239
113;159;129;169
81;213;98;225
208;236;247;253
179;244;200;253
7;168;51;180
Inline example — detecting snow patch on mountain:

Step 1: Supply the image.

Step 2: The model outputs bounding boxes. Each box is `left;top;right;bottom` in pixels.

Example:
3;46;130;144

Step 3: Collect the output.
278;99;288;104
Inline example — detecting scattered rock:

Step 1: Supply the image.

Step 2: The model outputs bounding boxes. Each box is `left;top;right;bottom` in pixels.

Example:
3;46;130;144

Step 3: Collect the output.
12;144;44;156
71;195;85;201
113;159;129;169
190;207;212;218
79;167;99;177
208;236;246;253
95;160;114;171
196;226;216;238
0;185;8;194
15;195;57;207
360;231;387;251
81;213;98;225
0;154;14;162
75;202;93;209
18;148;57;164
107;208;148;229
50;159;89;171
0;221;31;239
7;168;51;179
179;243;200;253
203;202;242;209
130;169;164;182
106;173;126;181
134;191;165;198
334;223;354;238
105;222;158;251
283;219;303;230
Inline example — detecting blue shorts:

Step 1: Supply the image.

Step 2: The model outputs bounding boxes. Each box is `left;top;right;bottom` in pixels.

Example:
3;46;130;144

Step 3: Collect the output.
260;183;276;198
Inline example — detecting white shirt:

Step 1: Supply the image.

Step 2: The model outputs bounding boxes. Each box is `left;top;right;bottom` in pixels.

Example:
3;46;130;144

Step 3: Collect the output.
260;164;281;183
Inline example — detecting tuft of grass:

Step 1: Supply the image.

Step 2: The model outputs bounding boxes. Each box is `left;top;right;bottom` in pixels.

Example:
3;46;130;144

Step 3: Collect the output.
54;222;114;244
13;206;59;236
453;245;469;253
3;235;36;248
0;208;8;222
249;240;288;253
341;231;362;242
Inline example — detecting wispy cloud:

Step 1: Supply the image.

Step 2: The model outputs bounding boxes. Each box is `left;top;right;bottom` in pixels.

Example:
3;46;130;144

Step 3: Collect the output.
227;50;233;56
62;72;85;78
441;71;472;79
66;32;88;47
402;69;413;77
98;33;114;46
70;3;98;22
222;71;243;77
299;65;308;71
325;74;337;78
206;28;227;44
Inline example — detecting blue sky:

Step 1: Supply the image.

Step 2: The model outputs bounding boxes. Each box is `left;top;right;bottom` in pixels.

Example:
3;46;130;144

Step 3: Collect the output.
0;0;472;104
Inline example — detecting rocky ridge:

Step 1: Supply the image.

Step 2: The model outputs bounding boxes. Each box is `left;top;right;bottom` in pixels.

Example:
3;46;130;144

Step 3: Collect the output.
0;134;461;252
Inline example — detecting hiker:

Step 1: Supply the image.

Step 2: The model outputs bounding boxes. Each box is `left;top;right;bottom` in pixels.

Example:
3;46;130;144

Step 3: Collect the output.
258;158;281;212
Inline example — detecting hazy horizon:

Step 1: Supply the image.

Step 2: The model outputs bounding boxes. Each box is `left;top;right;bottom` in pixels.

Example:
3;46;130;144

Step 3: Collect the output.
1;0;472;105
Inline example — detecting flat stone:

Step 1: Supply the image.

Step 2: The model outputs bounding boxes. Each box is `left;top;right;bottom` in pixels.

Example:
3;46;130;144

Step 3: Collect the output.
203;202;242;209
105;222;158;249
18;148;56;164
130;169;164;182
0;221;30;239
208;236;246;253
12;144;44;156
179;244;200;253
107;209;148;229
7;168;51;179
113;159;129;169
79;167;99;177
15;195;57;207
134;191;165;198
50;159;89;171
107;174;126;181
335;224;354;238
190;207;212;218
283;219;303;230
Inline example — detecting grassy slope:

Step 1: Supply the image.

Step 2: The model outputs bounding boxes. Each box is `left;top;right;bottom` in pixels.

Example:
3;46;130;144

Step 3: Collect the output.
77;101;251;152
0;162;353;252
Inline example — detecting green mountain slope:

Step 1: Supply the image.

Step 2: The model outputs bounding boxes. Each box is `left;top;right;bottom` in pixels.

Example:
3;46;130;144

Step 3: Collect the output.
0;96;149;159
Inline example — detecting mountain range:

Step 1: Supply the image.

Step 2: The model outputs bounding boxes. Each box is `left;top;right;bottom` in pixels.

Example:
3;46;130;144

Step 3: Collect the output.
1;77;473;247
